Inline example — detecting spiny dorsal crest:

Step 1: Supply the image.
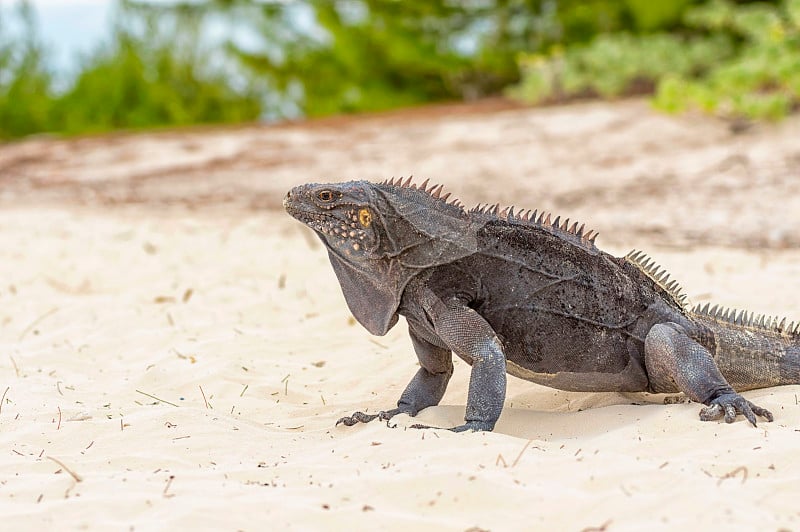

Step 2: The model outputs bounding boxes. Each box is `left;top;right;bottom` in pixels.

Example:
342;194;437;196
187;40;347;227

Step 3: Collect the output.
378;178;598;249
690;302;800;337
468;203;599;250
625;250;689;308
380;176;465;210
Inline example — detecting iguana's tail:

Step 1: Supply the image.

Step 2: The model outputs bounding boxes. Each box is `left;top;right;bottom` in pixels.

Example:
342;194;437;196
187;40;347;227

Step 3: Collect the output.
691;304;800;391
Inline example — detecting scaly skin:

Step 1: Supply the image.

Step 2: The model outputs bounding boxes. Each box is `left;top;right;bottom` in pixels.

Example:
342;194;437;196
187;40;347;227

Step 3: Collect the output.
284;178;800;432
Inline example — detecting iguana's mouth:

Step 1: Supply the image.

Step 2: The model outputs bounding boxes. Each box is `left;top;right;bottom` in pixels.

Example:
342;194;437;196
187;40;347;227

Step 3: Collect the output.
285;203;329;223
284;203;343;236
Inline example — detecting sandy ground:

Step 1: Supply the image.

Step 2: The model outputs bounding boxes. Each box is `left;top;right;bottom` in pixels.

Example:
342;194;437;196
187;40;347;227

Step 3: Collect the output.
1;99;800;530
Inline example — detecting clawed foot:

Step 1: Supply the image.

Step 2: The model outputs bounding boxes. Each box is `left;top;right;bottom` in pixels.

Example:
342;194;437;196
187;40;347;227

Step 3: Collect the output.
337;410;494;433
409;421;494;433
336;408;407;428
699;393;774;427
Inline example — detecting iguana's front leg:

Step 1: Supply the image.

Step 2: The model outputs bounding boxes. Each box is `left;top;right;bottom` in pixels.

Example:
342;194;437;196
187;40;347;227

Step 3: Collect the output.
414;292;507;432
336;325;453;427
645;322;773;426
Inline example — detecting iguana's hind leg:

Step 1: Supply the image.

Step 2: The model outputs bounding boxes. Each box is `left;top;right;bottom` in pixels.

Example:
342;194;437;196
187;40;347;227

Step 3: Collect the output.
645;322;773;426
336;326;453;428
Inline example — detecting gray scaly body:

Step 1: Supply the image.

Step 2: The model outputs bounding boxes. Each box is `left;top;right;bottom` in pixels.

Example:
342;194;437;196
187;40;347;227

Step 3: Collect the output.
284;178;799;432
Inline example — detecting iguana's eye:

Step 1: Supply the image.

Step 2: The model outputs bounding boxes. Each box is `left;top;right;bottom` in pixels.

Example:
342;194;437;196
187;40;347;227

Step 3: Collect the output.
358;208;372;228
318;190;334;202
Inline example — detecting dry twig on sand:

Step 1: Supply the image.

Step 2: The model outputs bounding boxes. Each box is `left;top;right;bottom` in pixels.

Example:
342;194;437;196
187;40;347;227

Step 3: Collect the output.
47;456;83;482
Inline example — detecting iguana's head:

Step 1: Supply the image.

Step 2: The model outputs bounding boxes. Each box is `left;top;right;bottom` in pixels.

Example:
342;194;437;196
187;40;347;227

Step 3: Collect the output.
283;181;381;260
284;178;476;335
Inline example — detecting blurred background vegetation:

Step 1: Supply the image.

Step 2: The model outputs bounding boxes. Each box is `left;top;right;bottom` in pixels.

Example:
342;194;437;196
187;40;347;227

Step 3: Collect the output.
1;0;798;140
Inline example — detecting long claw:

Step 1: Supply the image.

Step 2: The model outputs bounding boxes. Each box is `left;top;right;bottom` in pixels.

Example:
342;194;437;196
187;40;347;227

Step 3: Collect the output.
738;401;757;427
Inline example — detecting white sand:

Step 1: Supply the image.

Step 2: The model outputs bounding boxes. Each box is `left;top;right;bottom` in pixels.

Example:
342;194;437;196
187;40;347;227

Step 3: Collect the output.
1;100;800;530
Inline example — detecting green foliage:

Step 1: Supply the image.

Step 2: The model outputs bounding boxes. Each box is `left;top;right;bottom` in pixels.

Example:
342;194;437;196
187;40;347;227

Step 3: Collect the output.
512;0;800;120
624;0;694;31
2;0;796;140
510;33;732;102
0;1;55;139
223;0;705;118
232;3;464;116
53;5;262;134
228;1;554;117
0;0;262;139
552;0;695;44
654;0;800;120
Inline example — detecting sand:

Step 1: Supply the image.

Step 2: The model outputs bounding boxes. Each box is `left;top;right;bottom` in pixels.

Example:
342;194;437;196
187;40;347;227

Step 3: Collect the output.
1;99;799;530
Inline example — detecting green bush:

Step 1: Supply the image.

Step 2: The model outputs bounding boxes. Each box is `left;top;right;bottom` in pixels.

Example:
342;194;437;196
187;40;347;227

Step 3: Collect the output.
228;0;704;118
54;21;263;134
2;0;796;140
0;0;262;139
0;1;56;139
511;0;800;120
654;0;800;120
509;33;732;103
227;1;553;118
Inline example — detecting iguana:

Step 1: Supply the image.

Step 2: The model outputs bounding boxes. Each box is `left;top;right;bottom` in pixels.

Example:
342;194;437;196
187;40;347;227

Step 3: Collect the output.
283;177;800;432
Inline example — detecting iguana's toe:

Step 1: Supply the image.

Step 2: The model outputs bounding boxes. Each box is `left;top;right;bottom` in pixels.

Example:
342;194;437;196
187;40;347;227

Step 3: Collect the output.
699;393;773;427
336;411;379;426
750;403;774;422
